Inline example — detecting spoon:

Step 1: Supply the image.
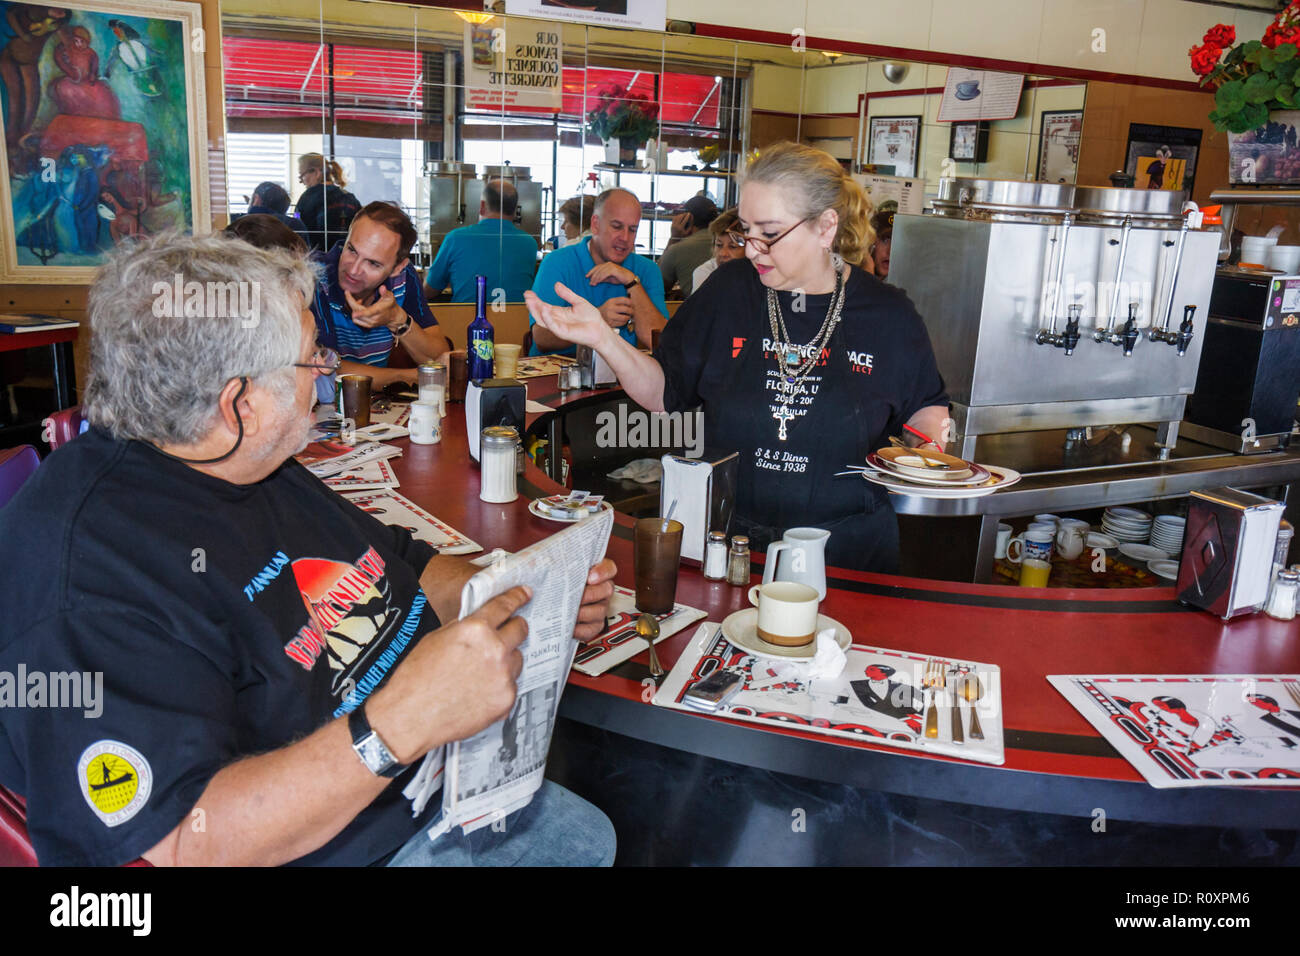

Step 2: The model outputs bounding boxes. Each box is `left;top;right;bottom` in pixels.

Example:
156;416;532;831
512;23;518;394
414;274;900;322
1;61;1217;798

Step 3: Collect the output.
960;673;985;741
636;613;665;678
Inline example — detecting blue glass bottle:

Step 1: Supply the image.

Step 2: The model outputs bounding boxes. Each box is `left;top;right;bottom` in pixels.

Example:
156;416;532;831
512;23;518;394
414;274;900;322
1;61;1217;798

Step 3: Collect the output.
467;274;495;380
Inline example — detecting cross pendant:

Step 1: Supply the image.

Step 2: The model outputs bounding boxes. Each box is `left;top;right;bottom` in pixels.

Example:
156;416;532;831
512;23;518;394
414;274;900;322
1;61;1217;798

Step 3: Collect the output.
773;403;796;441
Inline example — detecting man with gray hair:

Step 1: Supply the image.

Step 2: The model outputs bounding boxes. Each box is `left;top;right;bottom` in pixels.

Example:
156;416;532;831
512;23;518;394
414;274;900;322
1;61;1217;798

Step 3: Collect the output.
424;178;539;303
0;232;617;867
528;187;667;355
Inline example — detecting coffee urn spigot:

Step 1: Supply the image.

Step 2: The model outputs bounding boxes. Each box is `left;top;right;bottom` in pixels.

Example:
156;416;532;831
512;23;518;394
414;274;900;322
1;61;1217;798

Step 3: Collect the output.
1175;304;1196;356
1121;302;1140;356
1036;303;1083;353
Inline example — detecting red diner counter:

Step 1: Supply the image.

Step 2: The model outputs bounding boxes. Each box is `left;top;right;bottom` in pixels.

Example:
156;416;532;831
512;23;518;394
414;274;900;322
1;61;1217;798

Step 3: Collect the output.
391;378;1300;865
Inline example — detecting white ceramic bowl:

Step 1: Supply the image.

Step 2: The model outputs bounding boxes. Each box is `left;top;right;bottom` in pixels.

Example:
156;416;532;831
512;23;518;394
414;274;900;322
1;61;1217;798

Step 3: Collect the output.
1269;245;1300;274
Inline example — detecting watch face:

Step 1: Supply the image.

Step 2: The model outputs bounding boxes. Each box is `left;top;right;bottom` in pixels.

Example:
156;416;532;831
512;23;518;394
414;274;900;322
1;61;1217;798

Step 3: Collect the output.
356;734;395;773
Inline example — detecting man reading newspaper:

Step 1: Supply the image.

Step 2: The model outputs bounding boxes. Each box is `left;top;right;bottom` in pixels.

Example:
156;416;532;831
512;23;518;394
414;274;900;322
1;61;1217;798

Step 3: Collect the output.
0;233;616;867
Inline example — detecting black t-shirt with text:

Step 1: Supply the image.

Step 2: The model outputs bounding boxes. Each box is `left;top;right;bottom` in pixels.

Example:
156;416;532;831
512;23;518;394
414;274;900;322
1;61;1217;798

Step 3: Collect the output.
0;428;438;866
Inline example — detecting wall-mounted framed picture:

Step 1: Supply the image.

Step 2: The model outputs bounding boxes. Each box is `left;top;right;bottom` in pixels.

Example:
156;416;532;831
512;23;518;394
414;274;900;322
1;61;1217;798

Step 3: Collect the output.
1037;110;1083;184
949;121;989;163
0;0;210;283
1124;123;1202;195
867;115;922;179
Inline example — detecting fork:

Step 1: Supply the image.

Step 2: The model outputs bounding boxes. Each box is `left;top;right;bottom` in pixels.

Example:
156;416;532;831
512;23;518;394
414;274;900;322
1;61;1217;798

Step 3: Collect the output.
922;659;945;739
890;435;944;468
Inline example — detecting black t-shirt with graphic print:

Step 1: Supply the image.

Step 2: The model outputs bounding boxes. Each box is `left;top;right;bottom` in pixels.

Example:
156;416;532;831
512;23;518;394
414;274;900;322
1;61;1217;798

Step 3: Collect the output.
0;428;439;866
656;258;948;531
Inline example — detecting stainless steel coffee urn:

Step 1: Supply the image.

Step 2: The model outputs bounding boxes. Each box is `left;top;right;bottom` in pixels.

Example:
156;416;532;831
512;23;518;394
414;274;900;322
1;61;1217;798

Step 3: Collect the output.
889;179;1220;460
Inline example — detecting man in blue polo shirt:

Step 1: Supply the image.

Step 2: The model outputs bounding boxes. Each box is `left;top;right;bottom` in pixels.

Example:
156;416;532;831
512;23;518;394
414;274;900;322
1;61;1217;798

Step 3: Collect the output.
529;188;667;356
424;179;538;303
311;201;451;388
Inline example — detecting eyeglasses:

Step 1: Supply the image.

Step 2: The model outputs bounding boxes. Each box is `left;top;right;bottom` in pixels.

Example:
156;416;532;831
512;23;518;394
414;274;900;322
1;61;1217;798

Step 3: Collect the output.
736;217;814;255
716;231;746;250
292;346;339;376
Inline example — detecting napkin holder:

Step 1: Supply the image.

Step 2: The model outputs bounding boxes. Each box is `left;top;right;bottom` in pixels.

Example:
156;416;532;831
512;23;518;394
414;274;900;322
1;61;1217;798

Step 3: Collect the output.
575;344;618;388
660;450;738;564
1176;486;1284;620
465;378;526;462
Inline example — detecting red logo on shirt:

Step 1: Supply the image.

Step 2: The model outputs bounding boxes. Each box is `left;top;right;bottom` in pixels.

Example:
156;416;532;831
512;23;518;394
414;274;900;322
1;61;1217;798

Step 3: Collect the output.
732;337;746;358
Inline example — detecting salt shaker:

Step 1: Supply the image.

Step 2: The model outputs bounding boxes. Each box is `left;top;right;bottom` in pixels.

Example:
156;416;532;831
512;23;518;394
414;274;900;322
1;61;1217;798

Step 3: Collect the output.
726;535;750;586
1264;568;1299;621
480;426;518;503
703;531;728;581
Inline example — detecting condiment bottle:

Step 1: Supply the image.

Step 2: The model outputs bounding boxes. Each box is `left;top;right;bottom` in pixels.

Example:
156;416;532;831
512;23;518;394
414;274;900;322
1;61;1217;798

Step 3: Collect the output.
467;275;495;381
726;535;750;586
1267;520;1293;607
480;426;518;503
703;531;728;581
418;361;447;417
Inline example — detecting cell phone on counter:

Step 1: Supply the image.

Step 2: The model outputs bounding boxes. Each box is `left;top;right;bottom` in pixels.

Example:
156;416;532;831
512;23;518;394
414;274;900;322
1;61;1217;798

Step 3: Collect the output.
682;668;743;712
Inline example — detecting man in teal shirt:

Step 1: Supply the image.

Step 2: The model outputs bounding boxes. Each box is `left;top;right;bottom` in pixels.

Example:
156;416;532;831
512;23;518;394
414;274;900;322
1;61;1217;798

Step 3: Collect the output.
529;188;667;356
424;179;539;302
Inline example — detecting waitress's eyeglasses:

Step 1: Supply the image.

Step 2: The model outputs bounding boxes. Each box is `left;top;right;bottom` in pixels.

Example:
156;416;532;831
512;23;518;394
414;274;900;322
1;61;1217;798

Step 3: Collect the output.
738;217;814;255
292;346;339;376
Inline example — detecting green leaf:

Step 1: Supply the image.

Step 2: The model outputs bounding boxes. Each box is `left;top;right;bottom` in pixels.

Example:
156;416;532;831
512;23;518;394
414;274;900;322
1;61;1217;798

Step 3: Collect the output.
1276;58;1299;83
1277;83;1295;106
1245;72;1274;102
1217;79;1247;111
1261;49;1276;72
1241;101;1269;130
1276;43;1297;62
1245;39;1263;54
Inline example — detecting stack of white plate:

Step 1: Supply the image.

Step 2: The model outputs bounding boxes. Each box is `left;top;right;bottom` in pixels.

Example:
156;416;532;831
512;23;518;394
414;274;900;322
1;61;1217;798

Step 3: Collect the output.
1101;507;1153;543
1149;515;1186;556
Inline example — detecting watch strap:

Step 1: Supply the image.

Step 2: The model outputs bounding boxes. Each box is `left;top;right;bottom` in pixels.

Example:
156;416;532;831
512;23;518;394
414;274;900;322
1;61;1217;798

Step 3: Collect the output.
348;704;407;778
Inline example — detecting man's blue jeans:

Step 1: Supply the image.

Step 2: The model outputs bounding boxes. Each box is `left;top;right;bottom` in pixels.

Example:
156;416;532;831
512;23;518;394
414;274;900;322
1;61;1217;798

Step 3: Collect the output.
386;781;615;866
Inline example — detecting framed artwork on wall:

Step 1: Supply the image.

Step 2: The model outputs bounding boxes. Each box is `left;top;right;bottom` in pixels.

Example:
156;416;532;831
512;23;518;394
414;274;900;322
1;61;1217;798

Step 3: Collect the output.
0;0;210;283
1124;123;1201;195
949;120;989;163
1037;110;1082;184
868;115;922;179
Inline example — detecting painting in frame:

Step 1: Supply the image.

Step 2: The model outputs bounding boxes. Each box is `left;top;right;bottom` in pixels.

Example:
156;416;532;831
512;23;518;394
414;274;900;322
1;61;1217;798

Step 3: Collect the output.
1037;110;1082;184
0;0;209;283
1123;123;1201;196
867;115;921;179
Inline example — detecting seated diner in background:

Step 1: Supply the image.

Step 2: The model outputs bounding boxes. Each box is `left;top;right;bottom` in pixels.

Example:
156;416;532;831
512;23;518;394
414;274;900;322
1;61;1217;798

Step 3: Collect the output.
310;201;451;388
0;232;618;867
528;187;668;356
423;178;539;303
870;208;894;282
658;194;719;299
526;142;950;574
558;193;595;247
229;181;308;240
688;207;747;296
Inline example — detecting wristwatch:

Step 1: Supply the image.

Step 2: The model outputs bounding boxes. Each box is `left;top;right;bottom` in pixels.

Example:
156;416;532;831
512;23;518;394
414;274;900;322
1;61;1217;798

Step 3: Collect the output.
623;275;640;294
392;315;413;337
348;704;407;778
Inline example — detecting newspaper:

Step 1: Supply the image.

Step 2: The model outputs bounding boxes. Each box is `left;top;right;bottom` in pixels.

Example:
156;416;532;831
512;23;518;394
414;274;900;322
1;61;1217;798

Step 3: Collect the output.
426;508;614;837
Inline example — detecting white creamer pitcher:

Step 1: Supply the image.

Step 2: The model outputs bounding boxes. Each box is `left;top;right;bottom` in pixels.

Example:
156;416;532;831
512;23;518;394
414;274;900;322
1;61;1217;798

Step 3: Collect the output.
761;527;830;600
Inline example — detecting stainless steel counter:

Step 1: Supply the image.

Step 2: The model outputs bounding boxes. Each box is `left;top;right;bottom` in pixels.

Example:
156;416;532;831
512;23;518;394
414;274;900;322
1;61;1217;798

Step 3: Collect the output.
887;426;1300;582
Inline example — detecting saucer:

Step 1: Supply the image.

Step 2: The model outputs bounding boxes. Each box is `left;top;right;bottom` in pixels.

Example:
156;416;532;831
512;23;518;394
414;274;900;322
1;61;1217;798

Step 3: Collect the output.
1119;543;1169;563
528;499;613;522
1148;559;1179;581
720;608;852;661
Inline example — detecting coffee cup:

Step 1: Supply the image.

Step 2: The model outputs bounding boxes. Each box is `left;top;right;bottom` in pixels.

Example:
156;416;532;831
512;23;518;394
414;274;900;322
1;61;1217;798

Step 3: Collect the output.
994;522;1013;560
1008;528;1054;564
1018;558;1051;588
956;80;980;98
1034;514;1061;529
747;581;820;647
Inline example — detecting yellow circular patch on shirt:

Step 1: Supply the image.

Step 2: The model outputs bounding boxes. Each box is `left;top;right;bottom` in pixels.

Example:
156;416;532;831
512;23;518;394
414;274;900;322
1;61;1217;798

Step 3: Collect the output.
78;741;152;828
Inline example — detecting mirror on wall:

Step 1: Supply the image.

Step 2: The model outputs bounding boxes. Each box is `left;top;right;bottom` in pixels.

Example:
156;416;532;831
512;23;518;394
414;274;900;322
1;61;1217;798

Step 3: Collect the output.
218;0;1089;269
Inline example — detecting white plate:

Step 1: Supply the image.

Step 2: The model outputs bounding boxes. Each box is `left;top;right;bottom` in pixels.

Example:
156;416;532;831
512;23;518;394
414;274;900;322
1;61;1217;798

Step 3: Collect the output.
1086;532;1119;549
1107;507;1152;522
1102;517;1151;533
1119;543;1169;562
863;464;1021;499
720;608;852;661
527;499;613;522
1148;559;1179;580
865;457;991;487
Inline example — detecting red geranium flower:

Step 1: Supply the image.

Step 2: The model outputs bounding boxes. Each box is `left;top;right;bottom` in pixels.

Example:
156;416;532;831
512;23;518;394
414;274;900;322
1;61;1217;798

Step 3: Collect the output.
1189;42;1222;75
1204;24;1235;48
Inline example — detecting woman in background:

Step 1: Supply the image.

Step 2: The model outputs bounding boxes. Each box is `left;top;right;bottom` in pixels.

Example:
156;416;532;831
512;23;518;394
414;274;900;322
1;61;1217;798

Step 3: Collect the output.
296;153;360;252
688;207;748;295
